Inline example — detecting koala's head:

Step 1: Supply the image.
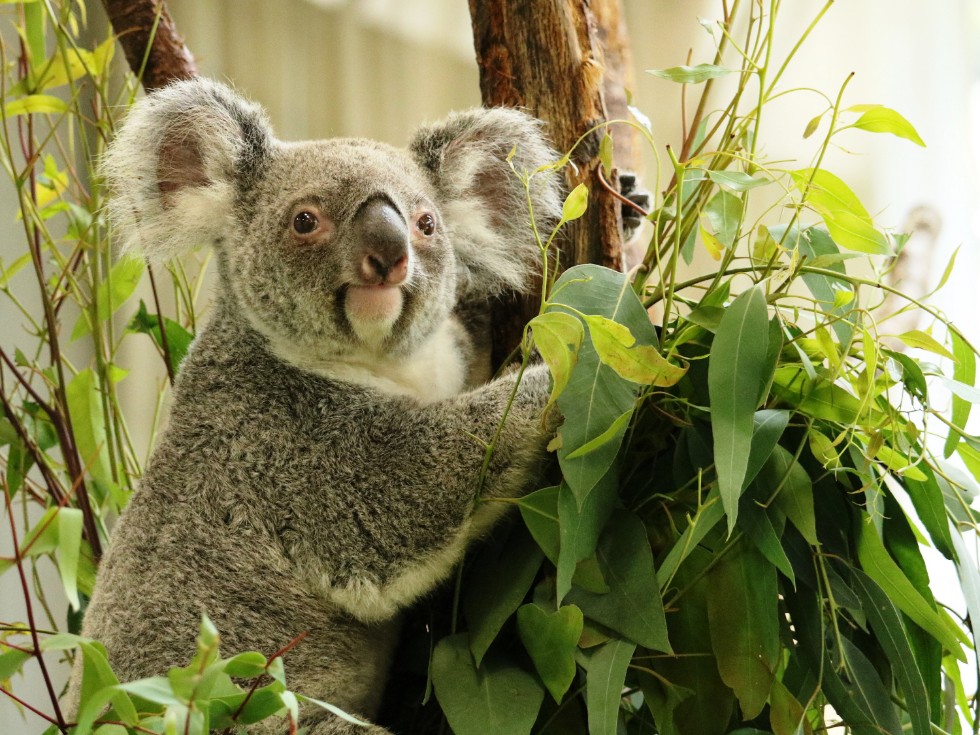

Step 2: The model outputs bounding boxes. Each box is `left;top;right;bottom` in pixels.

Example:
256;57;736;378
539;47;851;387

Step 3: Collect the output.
104;78;561;360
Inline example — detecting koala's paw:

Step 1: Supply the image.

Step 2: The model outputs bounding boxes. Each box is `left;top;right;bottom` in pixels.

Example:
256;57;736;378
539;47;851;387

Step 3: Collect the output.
619;172;651;242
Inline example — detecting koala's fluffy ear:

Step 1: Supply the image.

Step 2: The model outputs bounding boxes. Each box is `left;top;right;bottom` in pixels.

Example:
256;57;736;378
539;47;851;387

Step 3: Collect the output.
410;108;563;298
103;78;273;261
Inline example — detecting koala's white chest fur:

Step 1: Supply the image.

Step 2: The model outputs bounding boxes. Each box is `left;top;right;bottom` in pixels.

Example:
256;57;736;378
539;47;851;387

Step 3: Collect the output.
270;318;469;403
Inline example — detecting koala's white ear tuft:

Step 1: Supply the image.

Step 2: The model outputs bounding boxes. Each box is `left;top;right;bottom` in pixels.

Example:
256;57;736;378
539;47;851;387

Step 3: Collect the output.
410;108;562;299
102;78;273;262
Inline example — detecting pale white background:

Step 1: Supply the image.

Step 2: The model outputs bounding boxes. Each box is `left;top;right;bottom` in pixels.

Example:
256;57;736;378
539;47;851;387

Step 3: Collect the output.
2;0;980;731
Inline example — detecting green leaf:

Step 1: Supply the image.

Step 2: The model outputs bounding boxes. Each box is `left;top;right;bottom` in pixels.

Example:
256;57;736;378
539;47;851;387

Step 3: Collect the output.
93;725;128;735
127;301;195;376
557;476;616;602
657;491;725;590
771;364;868;425
743;410;790;490
896;329;957;361
517;485;561;563
704;189;742;248
647;63;736;84
849;105;925;146
432;633;545;735
566;511;670;651
65;369;111;484
585;639;636;735
0;649;31;680
517;604;583;702
564;408;633;460
706;539;778;719
562;183;589;222
222;651;267;679
4;94;67;117
850;569;932;735
943;331;977;459
74;642;139;735
299;694;372;727
706;169;771;192
465;527;544;666
530;311;583;410
903;467;955;560
72;256;145;340
856;516;967;659
768;676;808;735
737;502;794;586
791;169;890;254
548;266;646;504
585;314;687;387
709;286;770;532
763;445;817;545
838;637;905;735
57;507;83;611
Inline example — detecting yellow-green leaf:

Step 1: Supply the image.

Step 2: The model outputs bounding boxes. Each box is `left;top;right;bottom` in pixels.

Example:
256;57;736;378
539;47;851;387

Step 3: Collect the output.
72;256;146;340
585;314;687;387
530;311;584;410
850;105;925;147
4;94;68;117
561;182;589;223
897;329;957;361
699;221;724;260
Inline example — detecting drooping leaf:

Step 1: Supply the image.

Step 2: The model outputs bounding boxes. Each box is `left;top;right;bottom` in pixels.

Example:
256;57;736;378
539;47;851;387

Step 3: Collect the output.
530;310;584;410
585;639;636;735
65;369;111;484
706;539;778;719
708;286;770;531
517;603;583;702
850;569;932;735
856;516;966;659
57;507;83;611
432;633;545;735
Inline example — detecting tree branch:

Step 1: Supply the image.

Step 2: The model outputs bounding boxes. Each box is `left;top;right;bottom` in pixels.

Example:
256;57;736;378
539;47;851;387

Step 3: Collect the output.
101;0;197;90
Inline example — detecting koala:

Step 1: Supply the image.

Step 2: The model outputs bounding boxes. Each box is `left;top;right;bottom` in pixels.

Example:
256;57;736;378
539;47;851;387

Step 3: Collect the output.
68;78;562;734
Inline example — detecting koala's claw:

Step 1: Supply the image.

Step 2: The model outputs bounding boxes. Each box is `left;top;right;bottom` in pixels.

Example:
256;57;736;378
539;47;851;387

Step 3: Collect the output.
618;172;651;242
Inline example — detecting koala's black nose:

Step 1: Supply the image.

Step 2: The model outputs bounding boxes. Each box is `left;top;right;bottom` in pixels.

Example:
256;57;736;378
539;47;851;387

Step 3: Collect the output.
354;198;410;286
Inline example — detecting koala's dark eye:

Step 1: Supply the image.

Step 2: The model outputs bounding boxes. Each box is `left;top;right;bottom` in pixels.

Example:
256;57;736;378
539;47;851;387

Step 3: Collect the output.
416;213;436;237
293;210;319;235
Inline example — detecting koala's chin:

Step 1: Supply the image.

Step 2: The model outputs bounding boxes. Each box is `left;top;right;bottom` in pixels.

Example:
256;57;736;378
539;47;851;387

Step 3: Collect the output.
74;77;565;734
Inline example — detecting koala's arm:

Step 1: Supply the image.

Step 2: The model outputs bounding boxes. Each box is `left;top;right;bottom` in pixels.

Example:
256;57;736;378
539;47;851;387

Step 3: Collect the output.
274;364;553;622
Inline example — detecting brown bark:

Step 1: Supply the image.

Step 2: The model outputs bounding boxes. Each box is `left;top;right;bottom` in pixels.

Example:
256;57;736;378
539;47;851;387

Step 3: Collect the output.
469;0;639;364
102;0;197;90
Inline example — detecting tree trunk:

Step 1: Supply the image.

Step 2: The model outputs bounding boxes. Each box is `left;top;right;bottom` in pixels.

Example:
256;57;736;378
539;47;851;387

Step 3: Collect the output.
469;0;639;365
101;0;197;90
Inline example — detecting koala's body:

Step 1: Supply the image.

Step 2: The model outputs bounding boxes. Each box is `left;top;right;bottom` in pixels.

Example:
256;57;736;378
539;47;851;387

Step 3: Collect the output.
69;79;562;734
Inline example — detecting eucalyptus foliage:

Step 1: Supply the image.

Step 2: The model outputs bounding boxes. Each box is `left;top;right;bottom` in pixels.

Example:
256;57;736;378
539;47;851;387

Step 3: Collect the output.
1;2;979;735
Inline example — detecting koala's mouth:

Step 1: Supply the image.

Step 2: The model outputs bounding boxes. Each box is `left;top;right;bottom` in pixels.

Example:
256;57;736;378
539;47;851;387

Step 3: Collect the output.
339;283;407;347
345;283;403;323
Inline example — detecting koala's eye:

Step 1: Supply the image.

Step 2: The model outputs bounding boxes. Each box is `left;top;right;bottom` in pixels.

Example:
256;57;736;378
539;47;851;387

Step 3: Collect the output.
293;210;320;235
416;213;436;237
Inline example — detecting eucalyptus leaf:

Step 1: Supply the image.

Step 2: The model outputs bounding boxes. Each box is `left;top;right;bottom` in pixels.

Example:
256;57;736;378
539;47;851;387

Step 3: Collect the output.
567;511;670;651
706;539;778;719
647;63;736;84
517;603;583;702
709;286;770;531
432;633;545;735
586;639;636;735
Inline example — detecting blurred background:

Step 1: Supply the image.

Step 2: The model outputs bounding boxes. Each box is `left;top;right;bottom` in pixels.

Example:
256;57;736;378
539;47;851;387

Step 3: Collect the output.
2;0;979;730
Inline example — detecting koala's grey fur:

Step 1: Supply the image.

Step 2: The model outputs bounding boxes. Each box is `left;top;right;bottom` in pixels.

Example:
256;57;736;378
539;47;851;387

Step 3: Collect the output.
69;78;561;734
